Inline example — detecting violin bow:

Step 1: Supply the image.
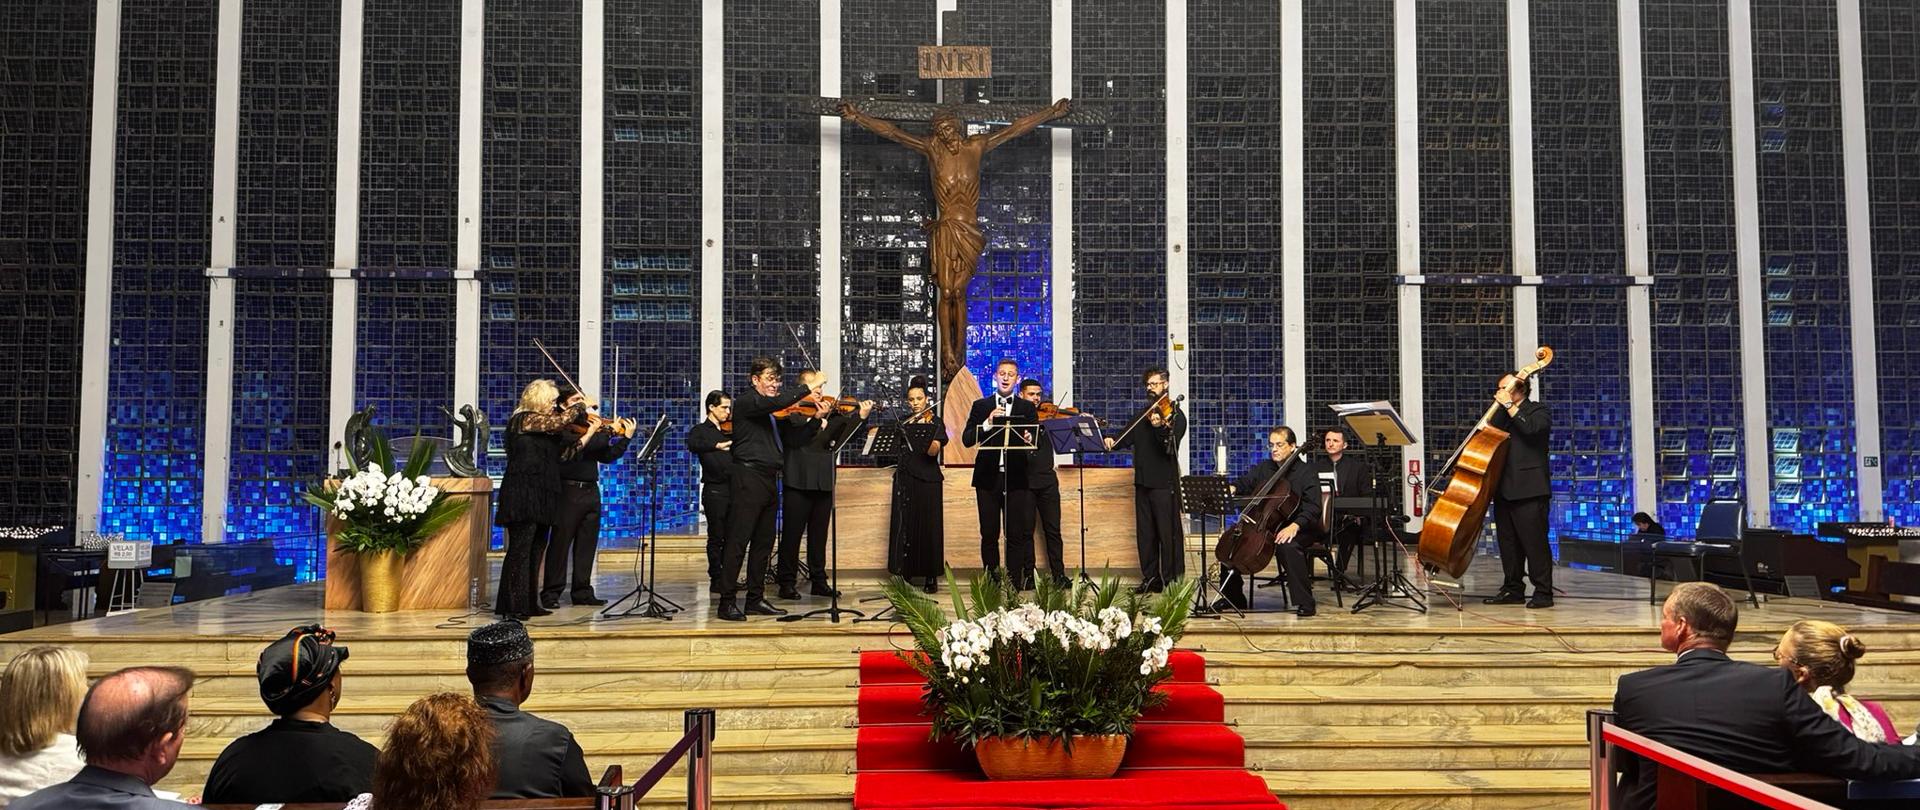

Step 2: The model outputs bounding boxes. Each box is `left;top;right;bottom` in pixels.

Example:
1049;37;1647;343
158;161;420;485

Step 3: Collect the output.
531;339;589;409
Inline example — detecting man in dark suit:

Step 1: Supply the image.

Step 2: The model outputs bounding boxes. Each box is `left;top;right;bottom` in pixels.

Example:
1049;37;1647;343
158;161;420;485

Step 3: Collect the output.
684;391;734;591
776;370;872;599
1483;371;1555;608
1104;367;1187;592
1019;379;1069;587
715;356;819;621
13;666;196;809
1611;582;1920;809
963;359;1038;587
542;385;634;609
466;620;594;800
1216;426;1321;616
1312;428;1373;584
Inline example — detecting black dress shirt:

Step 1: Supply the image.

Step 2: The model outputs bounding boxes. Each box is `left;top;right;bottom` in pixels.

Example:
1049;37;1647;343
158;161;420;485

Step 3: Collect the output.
685;420;733;485
1230;456;1320;532
1115;406;1187;489
727;384;814;471
558;430;630;482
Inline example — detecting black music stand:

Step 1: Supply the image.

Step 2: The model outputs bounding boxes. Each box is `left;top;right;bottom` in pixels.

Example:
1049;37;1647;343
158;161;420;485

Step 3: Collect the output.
1179;474;1238;619
604;415;680;619
781;412;870;623
1331;401;1427;615
855;423;917;624
1046;415;1106;582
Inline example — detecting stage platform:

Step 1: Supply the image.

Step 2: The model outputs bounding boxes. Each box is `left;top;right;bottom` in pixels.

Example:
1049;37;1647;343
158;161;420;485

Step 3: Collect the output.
6;555;1920;809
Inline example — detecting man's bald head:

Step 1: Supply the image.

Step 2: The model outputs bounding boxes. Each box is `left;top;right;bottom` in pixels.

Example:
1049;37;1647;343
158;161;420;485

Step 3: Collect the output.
76;666;194;775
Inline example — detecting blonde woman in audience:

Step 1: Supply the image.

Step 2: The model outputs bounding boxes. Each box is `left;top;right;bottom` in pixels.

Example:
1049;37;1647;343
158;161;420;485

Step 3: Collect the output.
1776;620;1899;742
369;693;497;810
0;646;90;806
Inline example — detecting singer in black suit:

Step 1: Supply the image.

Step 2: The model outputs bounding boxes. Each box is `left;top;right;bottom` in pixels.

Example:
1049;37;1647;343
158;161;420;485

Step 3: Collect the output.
714;357;819;622
1483;372;1555;608
1611;582;1920;810
776;372;873;600
1217;427;1321;616
1019;379;1069;587
1312;429;1373;582
963;359;1038;587
1105;368;1186;592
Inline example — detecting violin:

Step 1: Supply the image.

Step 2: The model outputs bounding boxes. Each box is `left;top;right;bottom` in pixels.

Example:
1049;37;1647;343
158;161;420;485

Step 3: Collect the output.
1036;402;1080;421
718;419;733;435
565;411;634;439
773;393;860;419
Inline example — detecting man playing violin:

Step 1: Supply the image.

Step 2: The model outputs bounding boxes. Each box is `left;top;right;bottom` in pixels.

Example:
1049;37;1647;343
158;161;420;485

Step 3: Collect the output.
715;357;821;621
1217;427;1321;617
1103;367;1186;593
684;391;733;592
1483;372;1555;609
541;387;637;609
963;359;1039;588
1019;380;1071;588
776;370;874;600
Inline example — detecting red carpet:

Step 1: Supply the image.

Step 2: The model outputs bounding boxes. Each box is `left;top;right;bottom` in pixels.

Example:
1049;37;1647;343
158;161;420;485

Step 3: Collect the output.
854;650;1284;810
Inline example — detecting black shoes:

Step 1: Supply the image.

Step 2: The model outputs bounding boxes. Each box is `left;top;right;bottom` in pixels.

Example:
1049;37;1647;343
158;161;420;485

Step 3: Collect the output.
745;598;787;616
539;595;561;610
1132;580;1164;595
717;600;746;622
1526;593;1555;609
1483;589;1526;605
525;605;553;617
1295;604;1317;618
922;578;938;594
809;583;841;599
572;595;607;607
777;587;803;600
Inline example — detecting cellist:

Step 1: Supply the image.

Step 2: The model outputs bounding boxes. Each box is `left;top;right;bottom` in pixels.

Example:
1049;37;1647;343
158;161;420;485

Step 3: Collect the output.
1215;427;1322;617
1482;372;1555;608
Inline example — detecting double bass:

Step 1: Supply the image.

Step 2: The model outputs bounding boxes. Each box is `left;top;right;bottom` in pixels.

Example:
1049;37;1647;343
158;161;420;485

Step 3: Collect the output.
1214;452;1319;576
1416;347;1555;579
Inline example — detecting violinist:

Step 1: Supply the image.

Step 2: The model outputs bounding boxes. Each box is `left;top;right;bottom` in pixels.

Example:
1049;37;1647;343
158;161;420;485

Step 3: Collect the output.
1483;372;1555;609
1216;427;1321;617
887;377;947;593
776;369;874;600
540;386;635;609
715;357;820;622
1102;367;1187;593
684;391;734;592
1019;380;1070;588
492;379;588;621
963;359;1038;588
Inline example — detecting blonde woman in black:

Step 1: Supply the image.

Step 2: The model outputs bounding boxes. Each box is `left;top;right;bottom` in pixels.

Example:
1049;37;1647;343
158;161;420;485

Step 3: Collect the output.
493;379;586;620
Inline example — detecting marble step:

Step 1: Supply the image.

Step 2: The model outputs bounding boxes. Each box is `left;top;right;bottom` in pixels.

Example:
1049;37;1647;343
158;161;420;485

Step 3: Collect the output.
1204;648;1920;687
1186;625;1920;655
163;652;859;698
1239;724;1589;771
1264;768;1589;810
1216;683;1920;727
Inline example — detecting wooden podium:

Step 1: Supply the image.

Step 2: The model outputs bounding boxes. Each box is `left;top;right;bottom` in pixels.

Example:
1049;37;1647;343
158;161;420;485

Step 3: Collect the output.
324;477;493;611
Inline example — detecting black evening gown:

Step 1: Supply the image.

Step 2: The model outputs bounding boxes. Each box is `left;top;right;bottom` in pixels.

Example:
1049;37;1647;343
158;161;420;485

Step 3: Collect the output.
887;422;948;580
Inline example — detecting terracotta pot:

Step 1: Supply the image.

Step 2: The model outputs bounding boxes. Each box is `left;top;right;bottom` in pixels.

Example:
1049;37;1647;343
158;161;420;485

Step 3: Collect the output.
359;549;405;613
974;734;1127;780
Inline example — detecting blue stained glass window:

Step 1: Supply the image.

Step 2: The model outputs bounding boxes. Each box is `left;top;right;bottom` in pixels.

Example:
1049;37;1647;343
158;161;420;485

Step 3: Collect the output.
1863;0;1920;527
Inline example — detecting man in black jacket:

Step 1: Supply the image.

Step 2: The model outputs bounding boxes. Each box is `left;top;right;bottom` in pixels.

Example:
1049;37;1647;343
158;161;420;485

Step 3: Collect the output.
685;391;733;591
202;626;376;804
1313;428;1373;585
466;620;594;800
1611;582;1920;809
1482;371;1556;608
963;359;1038;587
776;369;872;599
716;357;820;621
542;386;634;609
1020;379;1069;587
1216;427;1321;616
1104;367;1187;592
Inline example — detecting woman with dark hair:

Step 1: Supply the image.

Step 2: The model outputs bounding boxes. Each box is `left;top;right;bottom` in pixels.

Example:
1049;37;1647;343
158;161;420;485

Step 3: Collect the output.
371;693;497;810
1631;512;1665;536
888;376;948;593
493;379;588;621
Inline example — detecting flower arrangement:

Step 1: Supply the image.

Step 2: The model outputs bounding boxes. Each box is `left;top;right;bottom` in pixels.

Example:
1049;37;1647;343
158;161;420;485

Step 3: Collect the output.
881;570;1196;752
302;430;469;556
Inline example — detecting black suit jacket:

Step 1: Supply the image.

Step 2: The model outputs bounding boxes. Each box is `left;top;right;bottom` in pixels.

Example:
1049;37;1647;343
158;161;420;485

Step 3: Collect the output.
1026;423;1058;489
1487;399;1551;501
781;411;866;491
1612;648;1920;810
11;766;187;809
962;394;1037;490
481;695;595;799
1115;406;1186;489
1309;455;1373;499
1231;456;1320;533
727;383;814;470
684;420;733;485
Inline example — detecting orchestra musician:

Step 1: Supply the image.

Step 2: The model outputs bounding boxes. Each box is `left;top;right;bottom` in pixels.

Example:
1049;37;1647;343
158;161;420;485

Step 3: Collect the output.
1019;379;1070;588
541;386;634;609
684;391;733;592
1482;372;1555;608
776;369;874;600
1217;426;1321;617
963;359;1039;589
1103;367;1186;593
714;357;820;622
492;380;588;621
1313;428;1373;586
887;377;947;594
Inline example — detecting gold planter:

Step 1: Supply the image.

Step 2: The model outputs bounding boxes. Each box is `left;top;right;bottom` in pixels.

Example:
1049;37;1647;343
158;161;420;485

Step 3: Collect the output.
358;550;405;613
974;734;1127;780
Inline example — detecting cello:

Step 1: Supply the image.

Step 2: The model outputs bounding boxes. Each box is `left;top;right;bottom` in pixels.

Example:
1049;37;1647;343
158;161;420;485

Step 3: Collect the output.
1416;347;1555;579
1214;451;1319;576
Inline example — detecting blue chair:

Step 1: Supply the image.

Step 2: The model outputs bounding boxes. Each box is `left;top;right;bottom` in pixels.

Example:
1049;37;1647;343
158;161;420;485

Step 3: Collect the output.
1648;501;1759;607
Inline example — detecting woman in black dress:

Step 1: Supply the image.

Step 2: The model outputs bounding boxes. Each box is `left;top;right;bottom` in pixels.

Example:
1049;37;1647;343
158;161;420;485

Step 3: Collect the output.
493;379;586;620
888;377;948;593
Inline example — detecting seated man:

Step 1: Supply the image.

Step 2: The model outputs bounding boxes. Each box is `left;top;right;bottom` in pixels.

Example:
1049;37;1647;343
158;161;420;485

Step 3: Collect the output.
202;625;377;803
466;620;594;798
1215;426;1321;617
1612;582;1920;809
13;666;196;809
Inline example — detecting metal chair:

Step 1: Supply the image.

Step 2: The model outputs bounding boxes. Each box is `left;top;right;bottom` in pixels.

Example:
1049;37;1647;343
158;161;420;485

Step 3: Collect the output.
1648;500;1759;607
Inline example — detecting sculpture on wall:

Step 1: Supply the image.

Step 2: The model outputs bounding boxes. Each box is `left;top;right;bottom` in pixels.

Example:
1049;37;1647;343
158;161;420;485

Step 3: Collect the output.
442;404;488;478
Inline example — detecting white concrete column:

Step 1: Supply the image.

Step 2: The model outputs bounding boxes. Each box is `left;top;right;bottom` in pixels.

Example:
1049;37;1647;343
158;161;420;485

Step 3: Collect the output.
1280;0;1305;432
329;0;364;459
1394;0;1426;525
203;0;244;543
819;0;842;384
699;0;724;405
1836;0;1883;521
76;0;123;533
1507;0;1539;371
580;0;605;396
1051;0;1073;401
1728;0;1772;527
1618;0;1658;515
454;0;482;414
1166;0;1190;473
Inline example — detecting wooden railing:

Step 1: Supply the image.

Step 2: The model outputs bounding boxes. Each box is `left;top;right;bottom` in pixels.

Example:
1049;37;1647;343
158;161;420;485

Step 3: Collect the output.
1587;710;1920;809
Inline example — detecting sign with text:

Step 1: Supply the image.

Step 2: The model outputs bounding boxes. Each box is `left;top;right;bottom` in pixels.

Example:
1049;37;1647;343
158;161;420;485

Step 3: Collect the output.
918;45;992;79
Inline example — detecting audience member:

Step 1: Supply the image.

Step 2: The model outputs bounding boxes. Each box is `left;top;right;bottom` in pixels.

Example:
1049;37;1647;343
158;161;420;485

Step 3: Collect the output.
0;647;90;806
11;665;195;809
1630;511;1664;536
1777;620;1899;742
202;625;378;803
370;693;496;810
1611;583;1920;809
465;620;593;798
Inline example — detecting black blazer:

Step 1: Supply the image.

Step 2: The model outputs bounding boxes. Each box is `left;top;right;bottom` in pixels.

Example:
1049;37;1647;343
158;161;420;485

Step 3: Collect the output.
1611;648;1920;810
1114;406;1186;489
480;695;595;799
684;420;733;485
962;394;1037;490
1310;454;1373;499
1487;399;1551;501
1026;423;1058;489
781;411;866;491
1232;456;1320;533
728;383;814;470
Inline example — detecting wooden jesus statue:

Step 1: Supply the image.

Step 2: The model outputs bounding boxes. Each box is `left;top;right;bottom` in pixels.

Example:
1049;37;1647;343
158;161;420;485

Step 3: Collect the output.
838;98;1074;383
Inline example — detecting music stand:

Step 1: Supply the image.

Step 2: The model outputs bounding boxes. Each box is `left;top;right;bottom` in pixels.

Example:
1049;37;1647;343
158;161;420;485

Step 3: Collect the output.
855;423;916;624
781;412;870;623
603;415;680;619
1179;474;1238;619
1329;401;1424;614
981;416;1040;587
1046;415;1106;582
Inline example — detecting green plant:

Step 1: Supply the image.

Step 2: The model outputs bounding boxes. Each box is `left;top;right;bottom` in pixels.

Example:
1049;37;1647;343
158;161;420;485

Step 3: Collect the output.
881;569;1196;751
301;430;468;556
